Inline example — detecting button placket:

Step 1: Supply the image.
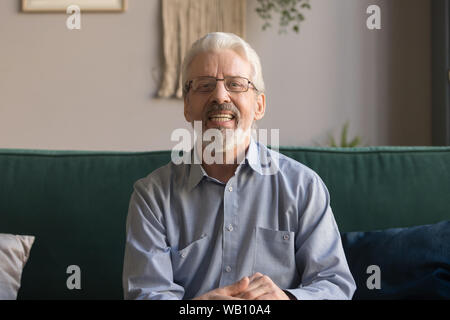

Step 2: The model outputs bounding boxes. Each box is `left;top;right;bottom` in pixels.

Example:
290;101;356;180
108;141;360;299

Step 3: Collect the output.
220;179;238;287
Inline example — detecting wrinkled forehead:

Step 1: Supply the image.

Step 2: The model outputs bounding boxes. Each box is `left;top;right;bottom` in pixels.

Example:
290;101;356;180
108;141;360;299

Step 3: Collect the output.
187;49;253;80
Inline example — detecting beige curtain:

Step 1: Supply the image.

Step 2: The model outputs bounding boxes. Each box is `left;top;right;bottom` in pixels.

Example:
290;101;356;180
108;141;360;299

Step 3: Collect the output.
158;0;246;99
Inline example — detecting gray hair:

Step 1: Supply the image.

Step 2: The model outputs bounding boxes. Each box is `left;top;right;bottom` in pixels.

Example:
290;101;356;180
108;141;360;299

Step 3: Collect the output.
181;32;265;97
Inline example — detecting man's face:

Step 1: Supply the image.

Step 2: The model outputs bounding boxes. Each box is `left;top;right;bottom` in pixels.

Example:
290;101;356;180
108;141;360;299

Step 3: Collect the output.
184;49;265;150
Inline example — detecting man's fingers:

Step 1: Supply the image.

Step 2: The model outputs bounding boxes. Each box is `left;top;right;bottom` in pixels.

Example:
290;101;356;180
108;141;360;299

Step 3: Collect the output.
255;293;275;300
237;282;270;300
246;274;270;291
235;275;264;298
193;278;249;300
239;287;268;300
237;281;263;297
248;272;264;284
235;274;289;300
221;276;249;296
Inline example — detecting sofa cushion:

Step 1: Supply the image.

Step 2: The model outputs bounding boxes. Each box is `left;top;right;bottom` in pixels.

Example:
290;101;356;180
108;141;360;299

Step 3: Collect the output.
0;234;35;299
341;220;450;299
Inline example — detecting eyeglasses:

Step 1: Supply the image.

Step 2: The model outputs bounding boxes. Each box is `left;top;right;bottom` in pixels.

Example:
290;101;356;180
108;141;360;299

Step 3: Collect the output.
185;76;258;94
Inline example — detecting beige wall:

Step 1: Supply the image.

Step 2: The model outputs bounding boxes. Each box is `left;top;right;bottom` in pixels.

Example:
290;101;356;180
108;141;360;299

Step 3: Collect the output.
0;0;431;151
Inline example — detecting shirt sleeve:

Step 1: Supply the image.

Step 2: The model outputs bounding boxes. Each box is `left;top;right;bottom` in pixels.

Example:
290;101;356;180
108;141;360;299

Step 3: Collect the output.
122;179;184;300
285;173;356;300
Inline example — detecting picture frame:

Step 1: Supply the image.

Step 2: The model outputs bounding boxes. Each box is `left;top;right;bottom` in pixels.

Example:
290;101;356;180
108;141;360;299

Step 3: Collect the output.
22;0;128;12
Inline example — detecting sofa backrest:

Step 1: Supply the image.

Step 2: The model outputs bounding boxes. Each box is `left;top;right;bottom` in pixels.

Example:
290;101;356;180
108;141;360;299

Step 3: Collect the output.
0;146;449;299
280;146;450;231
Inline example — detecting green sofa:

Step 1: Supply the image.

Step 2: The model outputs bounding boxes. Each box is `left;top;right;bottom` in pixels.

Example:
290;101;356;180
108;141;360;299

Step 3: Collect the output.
1;146;449;299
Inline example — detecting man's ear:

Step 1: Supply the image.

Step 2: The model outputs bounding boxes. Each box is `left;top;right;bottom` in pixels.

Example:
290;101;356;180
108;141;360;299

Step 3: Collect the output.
254;93;266;121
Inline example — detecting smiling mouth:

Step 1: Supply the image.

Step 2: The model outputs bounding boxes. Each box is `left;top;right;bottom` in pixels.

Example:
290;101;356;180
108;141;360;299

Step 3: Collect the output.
208;113;236;122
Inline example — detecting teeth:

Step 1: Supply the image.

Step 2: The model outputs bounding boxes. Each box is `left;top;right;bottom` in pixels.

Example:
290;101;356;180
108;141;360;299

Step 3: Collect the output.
209;114;234;122
211;118;233;122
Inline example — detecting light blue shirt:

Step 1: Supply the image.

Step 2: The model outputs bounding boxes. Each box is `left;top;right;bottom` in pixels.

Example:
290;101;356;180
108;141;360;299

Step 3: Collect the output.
122;139;356;300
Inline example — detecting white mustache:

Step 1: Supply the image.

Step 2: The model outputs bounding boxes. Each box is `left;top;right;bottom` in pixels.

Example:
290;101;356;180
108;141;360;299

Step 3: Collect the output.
203;103;240;124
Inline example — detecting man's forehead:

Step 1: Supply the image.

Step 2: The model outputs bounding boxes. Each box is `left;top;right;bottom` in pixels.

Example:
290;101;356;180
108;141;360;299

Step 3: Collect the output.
188;49;252;78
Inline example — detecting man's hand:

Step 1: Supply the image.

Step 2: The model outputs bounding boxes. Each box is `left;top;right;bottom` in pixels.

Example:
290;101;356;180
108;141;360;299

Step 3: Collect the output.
236;273;291;300
193;276;250;300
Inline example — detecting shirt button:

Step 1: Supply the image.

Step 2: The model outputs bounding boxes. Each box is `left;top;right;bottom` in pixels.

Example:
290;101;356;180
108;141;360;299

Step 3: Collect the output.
228;186;233;192
181;252;187;258
227;224;233;232
225;266;232;273
283;234;290;241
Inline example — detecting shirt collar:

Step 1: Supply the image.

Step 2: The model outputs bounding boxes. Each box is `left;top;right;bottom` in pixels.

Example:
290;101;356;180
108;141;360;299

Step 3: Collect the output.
245;137;264;175
186;138;265;191
187;154;207;191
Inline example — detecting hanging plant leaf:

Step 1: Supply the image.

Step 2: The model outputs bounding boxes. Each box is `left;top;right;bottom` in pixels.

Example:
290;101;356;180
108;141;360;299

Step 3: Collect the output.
255;0;311;34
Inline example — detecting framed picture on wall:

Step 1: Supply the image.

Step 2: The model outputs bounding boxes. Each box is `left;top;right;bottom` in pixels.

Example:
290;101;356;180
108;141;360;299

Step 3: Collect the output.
22;0;128;12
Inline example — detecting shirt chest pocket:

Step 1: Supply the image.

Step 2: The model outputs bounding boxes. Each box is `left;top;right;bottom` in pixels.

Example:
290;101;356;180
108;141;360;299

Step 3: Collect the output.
170;235;209;287
252;227;299;289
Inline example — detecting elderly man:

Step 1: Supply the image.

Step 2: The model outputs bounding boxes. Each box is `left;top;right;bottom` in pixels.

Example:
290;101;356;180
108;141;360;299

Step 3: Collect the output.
122;32;356;300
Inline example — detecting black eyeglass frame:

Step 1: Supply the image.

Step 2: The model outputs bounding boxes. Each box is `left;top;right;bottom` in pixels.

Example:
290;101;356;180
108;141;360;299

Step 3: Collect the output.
184;76;259;94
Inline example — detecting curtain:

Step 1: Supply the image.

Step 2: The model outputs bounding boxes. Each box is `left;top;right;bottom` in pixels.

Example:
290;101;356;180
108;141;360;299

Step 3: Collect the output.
158;0;246;99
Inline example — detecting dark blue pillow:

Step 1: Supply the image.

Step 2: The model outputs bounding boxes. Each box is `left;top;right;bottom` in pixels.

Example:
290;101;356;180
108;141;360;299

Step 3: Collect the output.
341;220;450;299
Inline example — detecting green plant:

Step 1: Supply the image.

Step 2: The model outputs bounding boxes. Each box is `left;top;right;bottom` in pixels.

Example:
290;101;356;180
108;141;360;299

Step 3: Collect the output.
328;122;362;148
255;0;311;34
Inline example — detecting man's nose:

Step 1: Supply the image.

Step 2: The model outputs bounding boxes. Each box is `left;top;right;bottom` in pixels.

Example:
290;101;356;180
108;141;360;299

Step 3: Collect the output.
209;80;231;104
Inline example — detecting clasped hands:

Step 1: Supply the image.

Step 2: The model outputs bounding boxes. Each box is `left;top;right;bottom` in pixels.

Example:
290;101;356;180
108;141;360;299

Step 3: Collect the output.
193;272;292;300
